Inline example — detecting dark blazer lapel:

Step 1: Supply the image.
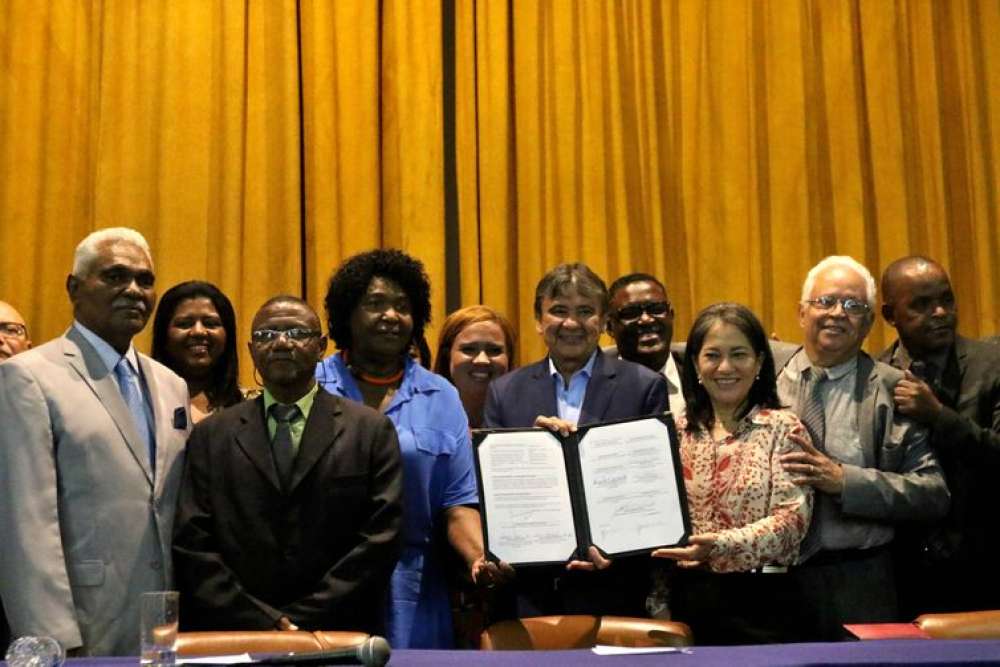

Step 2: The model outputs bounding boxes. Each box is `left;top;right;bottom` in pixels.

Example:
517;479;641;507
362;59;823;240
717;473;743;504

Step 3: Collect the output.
580;352;616;425
529;359;559;420
938;338;965;409
856;354;879;469
63;329;153;485
288;390;344;494
234;397;283;492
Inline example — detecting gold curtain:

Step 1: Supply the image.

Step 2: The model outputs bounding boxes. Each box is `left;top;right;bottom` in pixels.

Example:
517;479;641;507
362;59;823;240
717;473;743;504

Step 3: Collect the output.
2;1;998;386
455;0;1000;363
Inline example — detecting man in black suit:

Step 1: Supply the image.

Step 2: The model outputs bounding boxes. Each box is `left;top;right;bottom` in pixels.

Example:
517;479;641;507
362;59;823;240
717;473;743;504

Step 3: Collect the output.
879;256;1000;615
484;262;667;617
173;296;403;633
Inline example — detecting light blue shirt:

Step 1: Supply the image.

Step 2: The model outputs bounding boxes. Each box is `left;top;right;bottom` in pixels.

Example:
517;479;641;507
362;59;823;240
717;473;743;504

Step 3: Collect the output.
73;320;156;463
549;350;598;425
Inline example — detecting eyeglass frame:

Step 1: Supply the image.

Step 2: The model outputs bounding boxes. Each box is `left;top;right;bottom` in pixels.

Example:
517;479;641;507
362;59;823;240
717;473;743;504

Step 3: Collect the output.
250;327;323;345
612;300;673;322
803;295;872;317
0;321;28;339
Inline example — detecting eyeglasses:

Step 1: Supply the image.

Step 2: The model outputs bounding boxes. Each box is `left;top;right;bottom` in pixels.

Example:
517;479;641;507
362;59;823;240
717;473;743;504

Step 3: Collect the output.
804;295;871;317
615;301;671;322
251;328;321;345
0;322;28;339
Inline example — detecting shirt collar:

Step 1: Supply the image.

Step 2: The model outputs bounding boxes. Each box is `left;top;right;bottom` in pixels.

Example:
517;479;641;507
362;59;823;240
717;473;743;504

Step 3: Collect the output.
548;349;598;382
263;382;319;420
661;353;681;390
788;348;856;381
321;351;439;398
890;340;949;377
73;320;139;374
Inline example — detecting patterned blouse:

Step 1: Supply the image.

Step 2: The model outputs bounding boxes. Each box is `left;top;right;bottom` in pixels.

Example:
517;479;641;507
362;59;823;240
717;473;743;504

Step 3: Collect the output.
679;406;813;573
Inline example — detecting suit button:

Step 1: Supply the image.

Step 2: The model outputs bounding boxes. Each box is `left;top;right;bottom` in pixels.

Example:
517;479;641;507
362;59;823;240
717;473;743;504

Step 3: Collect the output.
283;549;295;560
150;561;163;570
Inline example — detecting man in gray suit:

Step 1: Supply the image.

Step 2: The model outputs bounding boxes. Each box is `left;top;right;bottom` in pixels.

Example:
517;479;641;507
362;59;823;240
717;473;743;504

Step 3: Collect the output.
0;228;191;656
776;255;948;641
0;299;32;652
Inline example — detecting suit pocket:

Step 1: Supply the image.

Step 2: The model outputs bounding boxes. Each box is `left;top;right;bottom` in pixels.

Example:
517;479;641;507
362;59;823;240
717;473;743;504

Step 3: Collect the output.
68;560;105;587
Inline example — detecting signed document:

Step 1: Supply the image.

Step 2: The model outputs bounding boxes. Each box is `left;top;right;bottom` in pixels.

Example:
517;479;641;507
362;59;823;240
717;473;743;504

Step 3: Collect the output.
473;415;689;566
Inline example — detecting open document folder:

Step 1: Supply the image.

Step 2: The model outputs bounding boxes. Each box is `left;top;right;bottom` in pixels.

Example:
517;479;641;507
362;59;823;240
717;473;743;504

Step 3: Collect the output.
472;414;691;567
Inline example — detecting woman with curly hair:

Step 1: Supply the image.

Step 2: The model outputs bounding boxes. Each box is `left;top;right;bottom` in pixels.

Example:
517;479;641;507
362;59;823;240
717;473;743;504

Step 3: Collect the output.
651;302;812;644
433;305;516;428
152;280;243;422
315;249;503;648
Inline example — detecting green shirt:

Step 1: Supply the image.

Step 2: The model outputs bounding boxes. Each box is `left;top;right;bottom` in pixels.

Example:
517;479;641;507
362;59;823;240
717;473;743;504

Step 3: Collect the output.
263;383;319;456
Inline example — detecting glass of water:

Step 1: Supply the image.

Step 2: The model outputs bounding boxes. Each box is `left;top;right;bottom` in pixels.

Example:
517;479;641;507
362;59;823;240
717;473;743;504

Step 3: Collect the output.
140;591;179;667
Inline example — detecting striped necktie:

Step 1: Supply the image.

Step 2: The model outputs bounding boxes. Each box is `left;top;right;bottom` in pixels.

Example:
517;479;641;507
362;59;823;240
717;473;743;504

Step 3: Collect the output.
799;367;827;451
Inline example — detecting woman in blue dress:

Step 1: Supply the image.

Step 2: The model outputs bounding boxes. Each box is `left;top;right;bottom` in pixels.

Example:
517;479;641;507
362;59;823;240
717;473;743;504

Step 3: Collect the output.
316;249;501;648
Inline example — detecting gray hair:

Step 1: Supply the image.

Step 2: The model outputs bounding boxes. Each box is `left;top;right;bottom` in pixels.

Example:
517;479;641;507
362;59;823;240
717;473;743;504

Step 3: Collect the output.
801;255;877;309
72;227;153;277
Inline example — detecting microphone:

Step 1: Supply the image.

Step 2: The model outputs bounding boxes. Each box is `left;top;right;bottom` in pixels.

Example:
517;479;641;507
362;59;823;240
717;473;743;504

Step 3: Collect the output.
259;636;390;667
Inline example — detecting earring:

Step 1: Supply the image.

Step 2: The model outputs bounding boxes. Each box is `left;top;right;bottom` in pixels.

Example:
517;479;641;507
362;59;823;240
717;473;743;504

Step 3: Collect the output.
697;376;703;385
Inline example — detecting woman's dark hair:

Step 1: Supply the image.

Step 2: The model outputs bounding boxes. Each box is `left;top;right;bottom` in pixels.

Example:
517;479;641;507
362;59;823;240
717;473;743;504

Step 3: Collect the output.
681;302;780;433
324;248;432;352
152;280;242;409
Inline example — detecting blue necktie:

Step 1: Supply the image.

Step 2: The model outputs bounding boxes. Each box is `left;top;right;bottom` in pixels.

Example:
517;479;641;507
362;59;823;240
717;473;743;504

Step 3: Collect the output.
115;357;155;471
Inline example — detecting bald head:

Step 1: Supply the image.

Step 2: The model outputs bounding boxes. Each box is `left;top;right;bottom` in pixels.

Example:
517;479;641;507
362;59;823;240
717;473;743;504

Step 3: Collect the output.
880;256;957;357
881;256;947;305
0;300;32;361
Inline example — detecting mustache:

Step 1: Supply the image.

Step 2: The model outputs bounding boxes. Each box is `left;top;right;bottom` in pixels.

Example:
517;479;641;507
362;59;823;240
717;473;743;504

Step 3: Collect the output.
112;299;147;311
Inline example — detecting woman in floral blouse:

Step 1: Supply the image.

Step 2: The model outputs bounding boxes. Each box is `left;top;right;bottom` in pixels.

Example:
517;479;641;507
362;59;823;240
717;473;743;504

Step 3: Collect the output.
652;302;812;644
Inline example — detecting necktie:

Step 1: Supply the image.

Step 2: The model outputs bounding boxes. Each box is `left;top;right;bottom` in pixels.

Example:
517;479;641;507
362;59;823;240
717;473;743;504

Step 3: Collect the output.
798;367;827;451
910;359;940;394
114;358;155;470
795;366;828;562
270;403;300;491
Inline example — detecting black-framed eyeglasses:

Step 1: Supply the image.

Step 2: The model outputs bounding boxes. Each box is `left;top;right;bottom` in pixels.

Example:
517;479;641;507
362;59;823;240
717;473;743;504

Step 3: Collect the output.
0;322;28;339
615;301;671;322
804;295;871;317
251;328;321;345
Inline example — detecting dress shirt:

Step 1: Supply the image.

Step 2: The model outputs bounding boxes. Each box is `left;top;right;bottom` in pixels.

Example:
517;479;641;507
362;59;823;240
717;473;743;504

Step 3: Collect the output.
262;384;318;456
73;321;155;447
782;351;893;552
659;354;686;418
549;351;598;425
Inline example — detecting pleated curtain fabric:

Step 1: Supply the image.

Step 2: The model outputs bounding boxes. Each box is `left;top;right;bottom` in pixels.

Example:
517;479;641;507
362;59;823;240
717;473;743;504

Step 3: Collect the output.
2;1;998;383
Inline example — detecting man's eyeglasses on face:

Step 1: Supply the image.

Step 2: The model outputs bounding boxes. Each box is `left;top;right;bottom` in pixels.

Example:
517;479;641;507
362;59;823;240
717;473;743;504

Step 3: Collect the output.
0;322;28;339
804;295;871;317
615;301;671;322
251;328;321;345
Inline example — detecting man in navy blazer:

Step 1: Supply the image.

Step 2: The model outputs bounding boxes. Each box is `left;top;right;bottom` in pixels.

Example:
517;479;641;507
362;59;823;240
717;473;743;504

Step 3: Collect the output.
484;262;668;618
